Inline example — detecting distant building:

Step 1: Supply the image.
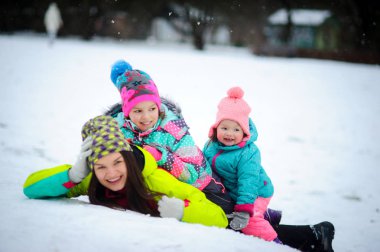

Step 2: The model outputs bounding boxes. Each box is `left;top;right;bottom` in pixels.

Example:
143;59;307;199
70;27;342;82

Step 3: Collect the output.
265;9;340;51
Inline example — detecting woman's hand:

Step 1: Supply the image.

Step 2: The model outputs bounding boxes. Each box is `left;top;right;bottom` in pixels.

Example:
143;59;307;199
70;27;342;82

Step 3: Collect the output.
157;196;184;220
68;136;93;183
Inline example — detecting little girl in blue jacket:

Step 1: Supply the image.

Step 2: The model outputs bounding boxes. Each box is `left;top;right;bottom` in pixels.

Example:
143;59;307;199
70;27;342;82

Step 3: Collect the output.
203;86;280;243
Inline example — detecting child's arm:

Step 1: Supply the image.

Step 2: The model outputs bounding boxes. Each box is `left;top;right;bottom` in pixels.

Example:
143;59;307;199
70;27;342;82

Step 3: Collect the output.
149;130;211;189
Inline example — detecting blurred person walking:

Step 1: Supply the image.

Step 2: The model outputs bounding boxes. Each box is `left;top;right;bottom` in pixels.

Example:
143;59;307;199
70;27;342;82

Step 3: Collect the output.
44;2;63;45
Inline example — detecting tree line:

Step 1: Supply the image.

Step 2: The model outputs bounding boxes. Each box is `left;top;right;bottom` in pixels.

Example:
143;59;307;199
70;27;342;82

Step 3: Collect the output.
1;0;379;63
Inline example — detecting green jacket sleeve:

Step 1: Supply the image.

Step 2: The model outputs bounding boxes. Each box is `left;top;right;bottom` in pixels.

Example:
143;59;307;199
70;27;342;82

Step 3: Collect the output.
140;146;227;228
23;164;91;199
140;147;227;228
146;168;228;228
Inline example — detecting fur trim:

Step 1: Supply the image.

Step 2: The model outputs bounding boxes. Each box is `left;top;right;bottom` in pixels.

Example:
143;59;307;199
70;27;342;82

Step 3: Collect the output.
234;204;254;216
161;97;182;118
104;103;122;116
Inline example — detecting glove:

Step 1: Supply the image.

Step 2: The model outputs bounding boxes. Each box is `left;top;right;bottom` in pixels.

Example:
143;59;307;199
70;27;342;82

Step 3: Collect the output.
228;211;250;230
143;145;162;161
68;136;93;183
157;196;184;220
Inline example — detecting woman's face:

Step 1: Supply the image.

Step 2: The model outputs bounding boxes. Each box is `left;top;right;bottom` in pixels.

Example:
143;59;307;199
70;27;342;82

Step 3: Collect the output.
128;101;159;132
216;119;244;146
93;152;127;191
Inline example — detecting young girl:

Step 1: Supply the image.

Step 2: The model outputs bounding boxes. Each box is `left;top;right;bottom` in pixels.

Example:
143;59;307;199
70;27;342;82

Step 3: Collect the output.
23;115;228;228
107;60;233;213
203;86;279;243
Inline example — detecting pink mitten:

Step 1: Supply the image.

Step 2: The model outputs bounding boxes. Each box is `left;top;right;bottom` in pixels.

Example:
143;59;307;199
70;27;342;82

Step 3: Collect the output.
143;145;162;161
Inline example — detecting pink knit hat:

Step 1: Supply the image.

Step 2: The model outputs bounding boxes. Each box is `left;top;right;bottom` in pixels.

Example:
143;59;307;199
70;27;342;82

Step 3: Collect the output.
208;86;251;140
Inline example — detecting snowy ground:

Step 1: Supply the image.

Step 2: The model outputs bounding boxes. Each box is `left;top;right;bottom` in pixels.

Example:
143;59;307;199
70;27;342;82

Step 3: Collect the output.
0;33;379;252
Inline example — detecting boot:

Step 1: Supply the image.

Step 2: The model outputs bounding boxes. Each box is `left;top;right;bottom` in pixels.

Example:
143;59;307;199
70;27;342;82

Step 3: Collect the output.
273;237;283;244
310;221;335;252
264;208;282;226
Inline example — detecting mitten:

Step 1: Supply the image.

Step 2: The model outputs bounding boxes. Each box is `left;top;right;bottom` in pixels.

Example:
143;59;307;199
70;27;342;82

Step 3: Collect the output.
68;136;93;183
228;212;250;230
157;196;184;220
143;145;162;161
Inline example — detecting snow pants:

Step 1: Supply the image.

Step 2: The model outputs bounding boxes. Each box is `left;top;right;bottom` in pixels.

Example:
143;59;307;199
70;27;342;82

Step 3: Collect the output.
241;197;278;241
202;173;319;251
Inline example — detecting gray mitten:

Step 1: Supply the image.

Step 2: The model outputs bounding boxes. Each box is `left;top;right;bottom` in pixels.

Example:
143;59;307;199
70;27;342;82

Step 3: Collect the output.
157;196;184;220
228;212;250;230
68;136;93;183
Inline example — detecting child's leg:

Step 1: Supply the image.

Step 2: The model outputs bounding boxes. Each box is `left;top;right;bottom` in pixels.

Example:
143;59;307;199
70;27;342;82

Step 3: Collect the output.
274;222;335;251
241;197;278;241
202;177;234;214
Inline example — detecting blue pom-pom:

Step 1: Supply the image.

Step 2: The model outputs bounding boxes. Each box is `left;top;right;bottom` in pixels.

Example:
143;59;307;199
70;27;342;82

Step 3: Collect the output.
110;60;133;87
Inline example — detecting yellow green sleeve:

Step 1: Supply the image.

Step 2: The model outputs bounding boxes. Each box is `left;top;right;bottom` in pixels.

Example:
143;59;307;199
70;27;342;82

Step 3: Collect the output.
23;164;73;198
144;164;228;227
23;164;92;199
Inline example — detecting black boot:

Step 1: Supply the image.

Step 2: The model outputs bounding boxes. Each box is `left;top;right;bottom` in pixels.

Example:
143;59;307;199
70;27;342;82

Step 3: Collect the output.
310;222;335;252
264;208;282;227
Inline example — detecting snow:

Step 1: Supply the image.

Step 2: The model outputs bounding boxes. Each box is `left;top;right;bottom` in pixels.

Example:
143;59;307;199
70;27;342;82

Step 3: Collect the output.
268;9;331;26
1;33;380;251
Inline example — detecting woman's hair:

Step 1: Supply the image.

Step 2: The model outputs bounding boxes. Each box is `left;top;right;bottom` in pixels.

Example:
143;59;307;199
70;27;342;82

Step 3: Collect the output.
210;128;218;142
159;110;165;120
88;150;160;216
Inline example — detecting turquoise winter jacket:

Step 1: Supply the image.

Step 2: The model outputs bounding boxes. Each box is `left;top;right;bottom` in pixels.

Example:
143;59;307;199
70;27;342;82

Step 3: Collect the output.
108;99;212;190
203;118;274;205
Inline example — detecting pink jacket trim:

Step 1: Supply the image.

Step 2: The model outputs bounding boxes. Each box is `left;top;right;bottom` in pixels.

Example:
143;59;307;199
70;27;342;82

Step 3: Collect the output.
184;199;190;207
234;203;254;216
63;181;77;189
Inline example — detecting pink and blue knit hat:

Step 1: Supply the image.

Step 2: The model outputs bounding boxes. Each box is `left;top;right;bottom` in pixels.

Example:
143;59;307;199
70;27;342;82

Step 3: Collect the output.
110;60;161;117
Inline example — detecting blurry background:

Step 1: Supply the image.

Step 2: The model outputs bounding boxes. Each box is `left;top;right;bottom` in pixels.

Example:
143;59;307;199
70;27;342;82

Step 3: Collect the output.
1;0;380;64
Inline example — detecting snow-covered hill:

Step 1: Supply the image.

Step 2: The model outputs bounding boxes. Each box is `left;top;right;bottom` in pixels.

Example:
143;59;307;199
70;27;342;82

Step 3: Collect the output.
1;34;379;251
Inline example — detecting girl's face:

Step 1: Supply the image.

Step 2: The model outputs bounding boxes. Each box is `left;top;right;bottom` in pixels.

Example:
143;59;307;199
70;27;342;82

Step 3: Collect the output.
94;152;127;191
216;119;244;146
128;101;159;132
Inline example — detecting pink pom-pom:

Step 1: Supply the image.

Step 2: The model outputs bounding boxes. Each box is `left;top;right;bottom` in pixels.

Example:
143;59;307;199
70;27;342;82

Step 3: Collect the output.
227;86;244;99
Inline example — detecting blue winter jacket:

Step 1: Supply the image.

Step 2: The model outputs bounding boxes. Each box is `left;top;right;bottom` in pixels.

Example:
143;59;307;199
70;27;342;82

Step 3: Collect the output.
203;118;274;205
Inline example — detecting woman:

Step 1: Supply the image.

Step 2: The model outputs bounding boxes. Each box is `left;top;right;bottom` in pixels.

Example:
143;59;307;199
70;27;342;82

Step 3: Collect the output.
23;115;228;228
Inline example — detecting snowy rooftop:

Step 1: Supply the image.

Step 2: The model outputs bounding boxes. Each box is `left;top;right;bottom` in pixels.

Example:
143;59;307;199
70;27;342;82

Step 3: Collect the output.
268;9;331;26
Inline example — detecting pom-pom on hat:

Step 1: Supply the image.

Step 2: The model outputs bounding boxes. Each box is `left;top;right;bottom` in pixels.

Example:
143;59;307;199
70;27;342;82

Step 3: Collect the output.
110;60;161;117
208;86;252;140
81;115;132;170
